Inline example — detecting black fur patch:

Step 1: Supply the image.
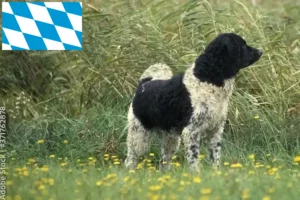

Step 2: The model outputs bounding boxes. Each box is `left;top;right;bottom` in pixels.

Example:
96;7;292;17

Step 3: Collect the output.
194;33;262;86
209;148;214;162
139;77;153;84
132;74;193;132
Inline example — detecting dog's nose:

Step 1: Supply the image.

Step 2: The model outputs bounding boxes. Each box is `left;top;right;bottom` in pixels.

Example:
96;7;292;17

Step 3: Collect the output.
257;48;263;55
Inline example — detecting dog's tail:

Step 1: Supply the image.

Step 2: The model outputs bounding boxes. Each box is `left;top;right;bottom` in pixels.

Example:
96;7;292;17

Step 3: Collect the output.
139;63;173;81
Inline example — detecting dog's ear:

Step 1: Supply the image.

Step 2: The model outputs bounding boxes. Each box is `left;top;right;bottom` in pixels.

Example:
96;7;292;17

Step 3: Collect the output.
222;38;237;58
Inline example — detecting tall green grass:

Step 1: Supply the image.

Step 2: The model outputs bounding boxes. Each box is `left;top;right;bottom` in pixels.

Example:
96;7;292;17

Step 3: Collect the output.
2;1;300;199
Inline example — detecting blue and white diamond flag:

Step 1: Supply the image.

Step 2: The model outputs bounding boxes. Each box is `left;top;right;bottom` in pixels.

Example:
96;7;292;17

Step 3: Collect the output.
2;2;82;50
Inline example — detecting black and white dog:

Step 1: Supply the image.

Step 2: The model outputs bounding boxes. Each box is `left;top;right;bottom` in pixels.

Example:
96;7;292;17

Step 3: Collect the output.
125;33;263;171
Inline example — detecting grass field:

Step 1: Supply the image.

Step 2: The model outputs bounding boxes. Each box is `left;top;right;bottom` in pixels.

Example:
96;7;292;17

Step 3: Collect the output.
2;0;300;199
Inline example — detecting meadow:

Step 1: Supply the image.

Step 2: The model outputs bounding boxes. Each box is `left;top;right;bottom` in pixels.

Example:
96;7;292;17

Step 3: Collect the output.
1;0;300;199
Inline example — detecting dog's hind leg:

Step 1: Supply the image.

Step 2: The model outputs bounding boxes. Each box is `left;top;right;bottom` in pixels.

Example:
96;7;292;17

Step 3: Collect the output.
208;123;225;169
125;106;150;170
159;133;181;171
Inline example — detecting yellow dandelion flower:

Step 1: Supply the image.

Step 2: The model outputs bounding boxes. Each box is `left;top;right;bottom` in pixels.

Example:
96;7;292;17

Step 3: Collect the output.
114;161;121;165
120;187;128;195
60;162;67;167
175;162;181;167
28;158;36;163
37;139;44;144
248;170;255;175
129;170;135;173
172;155;177;160
193;177;201;183
267;167;278;175
123;176;130;182
266;154;271;157
255;162;264;168
224;162;230;166
231;163;243;168
96;180;103;186
41;165;49;172
149;153;155;157
104;154;109;157
107;173;117;179
68;169;72;173
180;180;185;186
49;154;55;158
38;184;45;191
130;179;136;185
48;178;55;186
149;185;162;191
200;195;210;200
34;180;43;187
30;189;37;195
158;178;166;183
63;140;68;144
88;161;95;166
242;189;250;199
294;156;300;163
268;188;275;193
253;115;259;119
76;180;82;186
248;154;255;160
262;196;271;200
14;195;22;200
137;163;144;169
148;166;156;170
199;154;205;159
111;155;118;159
88;157;94;161
201;188;212;195
22;170;29;176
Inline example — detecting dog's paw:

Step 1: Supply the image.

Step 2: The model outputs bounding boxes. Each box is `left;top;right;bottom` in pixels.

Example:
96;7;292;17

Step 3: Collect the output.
124;158;137;170
159;161;171;172
188;163;201;174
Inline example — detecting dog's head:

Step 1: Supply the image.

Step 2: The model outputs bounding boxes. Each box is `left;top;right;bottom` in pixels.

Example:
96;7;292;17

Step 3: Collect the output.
194;33;263;86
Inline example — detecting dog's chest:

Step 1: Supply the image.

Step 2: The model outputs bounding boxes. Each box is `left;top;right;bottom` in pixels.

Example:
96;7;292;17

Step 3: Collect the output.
184;71;234;128
192;98;229;126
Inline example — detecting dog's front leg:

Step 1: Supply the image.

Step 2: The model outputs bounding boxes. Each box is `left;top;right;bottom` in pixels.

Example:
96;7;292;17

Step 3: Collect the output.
182;125;201;172
208;122;225;169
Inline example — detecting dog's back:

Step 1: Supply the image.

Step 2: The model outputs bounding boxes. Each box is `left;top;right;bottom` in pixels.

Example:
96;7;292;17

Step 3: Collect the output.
139;63;173;81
